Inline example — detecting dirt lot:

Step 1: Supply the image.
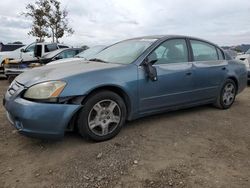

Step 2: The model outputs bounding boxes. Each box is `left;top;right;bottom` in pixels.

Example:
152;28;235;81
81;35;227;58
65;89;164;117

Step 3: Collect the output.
0;78;249;188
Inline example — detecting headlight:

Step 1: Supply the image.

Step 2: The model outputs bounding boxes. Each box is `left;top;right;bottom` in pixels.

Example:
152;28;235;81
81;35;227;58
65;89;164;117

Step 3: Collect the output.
24;81;66;102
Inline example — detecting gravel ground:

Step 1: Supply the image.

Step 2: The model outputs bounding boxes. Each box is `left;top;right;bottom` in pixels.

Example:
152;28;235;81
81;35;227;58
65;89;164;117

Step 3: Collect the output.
0;78;250;188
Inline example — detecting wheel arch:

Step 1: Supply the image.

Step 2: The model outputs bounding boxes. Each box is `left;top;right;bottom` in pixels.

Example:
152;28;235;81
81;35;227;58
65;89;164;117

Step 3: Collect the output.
82;85;132;118
66;85;133;131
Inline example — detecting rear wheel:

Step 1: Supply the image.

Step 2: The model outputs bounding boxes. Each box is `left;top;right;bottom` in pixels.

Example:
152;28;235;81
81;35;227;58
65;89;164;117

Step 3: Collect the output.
77;91;126;141
214;79;237;109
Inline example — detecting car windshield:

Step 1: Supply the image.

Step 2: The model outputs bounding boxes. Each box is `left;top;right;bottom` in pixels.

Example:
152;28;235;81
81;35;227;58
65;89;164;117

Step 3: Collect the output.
90;39;157;64
43;49;63;58
246;49;250;54
76;46;105;59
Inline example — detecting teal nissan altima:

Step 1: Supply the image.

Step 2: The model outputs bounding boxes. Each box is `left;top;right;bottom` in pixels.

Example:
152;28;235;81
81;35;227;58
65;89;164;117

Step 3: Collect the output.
3;35;248;141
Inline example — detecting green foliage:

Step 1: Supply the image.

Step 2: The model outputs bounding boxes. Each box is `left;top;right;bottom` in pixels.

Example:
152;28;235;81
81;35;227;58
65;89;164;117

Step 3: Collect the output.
234;47;242;53
23;0;74;42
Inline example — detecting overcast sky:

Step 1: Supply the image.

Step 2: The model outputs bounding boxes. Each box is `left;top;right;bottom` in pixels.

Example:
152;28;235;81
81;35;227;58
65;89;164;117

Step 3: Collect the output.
0;0;250;46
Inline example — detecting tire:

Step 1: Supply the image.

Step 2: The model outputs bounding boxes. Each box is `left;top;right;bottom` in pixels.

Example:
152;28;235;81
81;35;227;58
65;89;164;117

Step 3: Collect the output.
77;90;127;141
214;79;237;109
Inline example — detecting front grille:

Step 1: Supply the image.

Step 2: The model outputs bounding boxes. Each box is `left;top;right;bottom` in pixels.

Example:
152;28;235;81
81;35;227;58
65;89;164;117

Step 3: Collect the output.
8;81;22;96
4;64;27;69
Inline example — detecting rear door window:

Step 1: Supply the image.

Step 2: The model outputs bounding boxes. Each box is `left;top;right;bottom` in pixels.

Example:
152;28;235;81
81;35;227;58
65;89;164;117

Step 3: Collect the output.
190;40;218;61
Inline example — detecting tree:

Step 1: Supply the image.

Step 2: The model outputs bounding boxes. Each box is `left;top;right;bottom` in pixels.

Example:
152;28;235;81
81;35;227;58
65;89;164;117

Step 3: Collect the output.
47;0;74;43
23;0;74;43
234;46;242;53
23;0;50;42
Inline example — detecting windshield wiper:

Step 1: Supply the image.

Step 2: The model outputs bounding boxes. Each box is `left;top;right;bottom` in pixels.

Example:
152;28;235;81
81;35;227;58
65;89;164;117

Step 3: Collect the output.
88;58;107;63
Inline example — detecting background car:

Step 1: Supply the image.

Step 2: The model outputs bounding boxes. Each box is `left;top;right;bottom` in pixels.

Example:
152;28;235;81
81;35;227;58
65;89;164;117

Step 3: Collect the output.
235;48;250;82
224;49;238;59
4;48;83;82
46;45;106;65
0;42;69;75
3;35;248;142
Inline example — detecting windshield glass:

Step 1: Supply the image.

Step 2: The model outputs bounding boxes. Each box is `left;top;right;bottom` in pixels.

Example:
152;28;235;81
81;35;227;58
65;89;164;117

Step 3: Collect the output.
246;49;250;54
77;46;105;59
43;49;63;58
90;39;157;64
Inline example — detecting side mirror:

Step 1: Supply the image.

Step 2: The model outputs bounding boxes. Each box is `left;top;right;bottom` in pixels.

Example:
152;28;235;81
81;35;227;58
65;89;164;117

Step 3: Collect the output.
53;56;62;60
143;58;158;81
20;49;25;52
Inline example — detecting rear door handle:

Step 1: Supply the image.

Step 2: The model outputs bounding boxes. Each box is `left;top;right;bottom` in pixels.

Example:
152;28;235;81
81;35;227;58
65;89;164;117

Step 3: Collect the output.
186;72;192;76
222;67;226;70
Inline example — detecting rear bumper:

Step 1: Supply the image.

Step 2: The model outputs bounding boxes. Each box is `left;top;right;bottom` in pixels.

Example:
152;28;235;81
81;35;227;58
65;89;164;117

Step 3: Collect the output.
3;90;81;140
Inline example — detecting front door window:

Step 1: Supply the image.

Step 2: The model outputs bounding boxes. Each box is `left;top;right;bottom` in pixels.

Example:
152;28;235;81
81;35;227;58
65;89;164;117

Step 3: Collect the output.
148;39;188;64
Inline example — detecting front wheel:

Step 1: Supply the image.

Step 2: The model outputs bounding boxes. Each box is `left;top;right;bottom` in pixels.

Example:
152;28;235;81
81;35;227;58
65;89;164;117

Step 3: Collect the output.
77;91;127;141
214;79;237;109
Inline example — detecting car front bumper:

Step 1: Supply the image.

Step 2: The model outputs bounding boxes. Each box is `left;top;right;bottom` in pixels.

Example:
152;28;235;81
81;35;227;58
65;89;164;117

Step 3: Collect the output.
0;66;4;74
3;83;81;140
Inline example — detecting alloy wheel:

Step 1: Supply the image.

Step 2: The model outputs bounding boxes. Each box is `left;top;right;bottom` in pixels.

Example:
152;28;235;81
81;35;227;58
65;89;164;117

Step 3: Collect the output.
88;99;121;136
222;83;236;106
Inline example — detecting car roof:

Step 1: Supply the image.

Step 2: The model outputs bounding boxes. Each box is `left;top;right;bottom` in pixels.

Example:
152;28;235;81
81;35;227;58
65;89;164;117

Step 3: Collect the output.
126;35;220;48
31;42;68;46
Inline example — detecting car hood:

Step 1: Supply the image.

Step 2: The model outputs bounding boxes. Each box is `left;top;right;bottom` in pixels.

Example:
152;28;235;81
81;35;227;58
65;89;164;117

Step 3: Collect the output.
0;50;21;58
0;51;11;56
0;50;23;63
0;52;11;62
16;60;123;87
